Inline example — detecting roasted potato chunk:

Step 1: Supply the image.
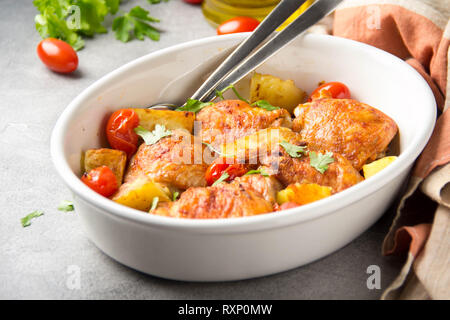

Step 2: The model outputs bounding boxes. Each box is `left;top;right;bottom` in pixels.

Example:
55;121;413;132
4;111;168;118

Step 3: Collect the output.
133;108;195;133
250;73;306;113
84;148;126;186
363;156;397;179
112;175;171;211
277;183;332;205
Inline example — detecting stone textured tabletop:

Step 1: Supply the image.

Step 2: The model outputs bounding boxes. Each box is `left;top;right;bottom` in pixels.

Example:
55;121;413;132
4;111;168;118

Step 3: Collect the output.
0;0;403;299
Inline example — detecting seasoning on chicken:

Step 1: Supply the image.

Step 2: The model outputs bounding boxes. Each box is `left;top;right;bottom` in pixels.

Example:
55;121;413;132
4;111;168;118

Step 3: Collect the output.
219;127;364;193
196;100;293;146
292;99;398;170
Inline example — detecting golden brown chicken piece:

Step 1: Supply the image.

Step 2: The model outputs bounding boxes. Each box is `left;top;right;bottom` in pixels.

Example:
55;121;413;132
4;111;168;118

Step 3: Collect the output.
219;127;363;193
124;129;208;190
196;100;292;146
262;152;364;193
152;174;283;219
292;99;398;170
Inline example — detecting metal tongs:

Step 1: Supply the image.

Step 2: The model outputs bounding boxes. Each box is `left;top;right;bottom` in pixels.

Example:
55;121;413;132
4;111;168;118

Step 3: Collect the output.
150;0;342;110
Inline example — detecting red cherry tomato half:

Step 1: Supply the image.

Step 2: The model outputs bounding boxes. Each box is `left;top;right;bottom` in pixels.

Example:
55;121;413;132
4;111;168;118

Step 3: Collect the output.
205;159;248;186
82;166;118;197
217;16;260;35
309;82;351;101
37;38;78;73
106;109;140;158
183;0;203;3
278;202;300;211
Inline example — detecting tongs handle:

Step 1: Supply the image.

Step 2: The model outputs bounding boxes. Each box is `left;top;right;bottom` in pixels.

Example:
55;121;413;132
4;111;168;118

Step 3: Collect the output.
191;0;343;103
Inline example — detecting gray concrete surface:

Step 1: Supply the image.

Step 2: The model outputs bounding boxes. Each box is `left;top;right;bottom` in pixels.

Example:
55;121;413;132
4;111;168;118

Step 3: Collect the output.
0;0;404;299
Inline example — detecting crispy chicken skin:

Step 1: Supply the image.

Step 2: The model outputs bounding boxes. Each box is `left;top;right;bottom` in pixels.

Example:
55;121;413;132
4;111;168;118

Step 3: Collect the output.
196;100;292;146
152;174;281;219
292;99;398;170
219;127;363;193
124;129;208;190
262;152;364;193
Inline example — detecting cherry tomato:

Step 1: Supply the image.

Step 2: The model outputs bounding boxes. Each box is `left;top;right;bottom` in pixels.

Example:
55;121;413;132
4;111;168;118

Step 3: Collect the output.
217;16;260;35
205;159;248;186
183;0;203;3
278;202;300;211
82;166;118;197
309;82;351;101
37;38;78;73
106;109;140;158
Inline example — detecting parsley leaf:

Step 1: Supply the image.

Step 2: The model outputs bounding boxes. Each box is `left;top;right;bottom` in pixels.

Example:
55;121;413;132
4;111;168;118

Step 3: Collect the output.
215;84;249;103
251;100;280;111
309;151;334;174
34;0;85;50
212;172;230;186
202;142;233;157
21;210;44;228
134;124;172;145
150;197;159;211
244;168;269;177
112;6;160;43
172;191;179;201
147;0;169;4
280;141;307;158
58;200;74;212
105;0;120;15
176;99;213;113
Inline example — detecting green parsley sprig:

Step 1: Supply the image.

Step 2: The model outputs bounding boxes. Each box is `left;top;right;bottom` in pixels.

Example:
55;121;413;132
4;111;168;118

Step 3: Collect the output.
150;197;159;211
279;141;307;158
135;124;172;145
176;99;213;113
112;6;160;42
251;100;280;111
215;84;249;103
212;172;230;186
33;0;165;50
244;168;269;177
309;151;335;174
58;200;74;212
21;210;44;228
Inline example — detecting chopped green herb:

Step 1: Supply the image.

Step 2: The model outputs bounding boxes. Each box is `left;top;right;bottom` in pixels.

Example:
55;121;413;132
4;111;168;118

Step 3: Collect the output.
244;168;269;177
172;191;179;202
202;142;233;157
58;200;74;212
112;6;160;43
33;0;86;50
150;197;159;211
134;124;171;145
309;151;334;174
215;84;249;103
147;0;169;4
251;100;280;111
212;172;230;187
21;210;44;228
176;99;213;113
280;141;307;158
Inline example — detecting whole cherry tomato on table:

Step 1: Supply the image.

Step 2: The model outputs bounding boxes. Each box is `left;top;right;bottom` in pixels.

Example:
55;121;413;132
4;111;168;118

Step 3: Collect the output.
106;109;140;158
217;16;260;35
205;159;248;186
308;81;351;101
82;166;118;197
37;38;78;73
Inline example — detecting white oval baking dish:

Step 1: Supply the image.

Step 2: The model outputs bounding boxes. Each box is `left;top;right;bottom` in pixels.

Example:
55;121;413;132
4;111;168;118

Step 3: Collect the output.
51;33;436;281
